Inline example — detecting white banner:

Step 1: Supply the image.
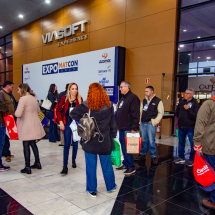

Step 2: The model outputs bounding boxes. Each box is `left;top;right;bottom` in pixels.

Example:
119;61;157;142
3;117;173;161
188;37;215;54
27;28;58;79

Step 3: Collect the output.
23;47;117;101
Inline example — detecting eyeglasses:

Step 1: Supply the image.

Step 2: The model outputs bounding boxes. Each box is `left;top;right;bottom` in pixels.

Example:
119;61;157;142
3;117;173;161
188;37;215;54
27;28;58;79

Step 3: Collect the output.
184;93;191;95
120;86;126;89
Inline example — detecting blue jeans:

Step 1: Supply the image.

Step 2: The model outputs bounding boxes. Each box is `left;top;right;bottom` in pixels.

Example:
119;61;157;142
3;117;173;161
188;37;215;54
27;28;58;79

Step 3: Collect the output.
49;110;59;142
119;130;135;169
140;122;157;157
64;118;78;166
178;128;195;160
0;124;6;166
85;151;116;193
203;154;215;203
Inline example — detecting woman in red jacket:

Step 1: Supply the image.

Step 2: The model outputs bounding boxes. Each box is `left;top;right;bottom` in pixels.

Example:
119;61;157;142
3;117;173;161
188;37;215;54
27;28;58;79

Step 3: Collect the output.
57;83;83;174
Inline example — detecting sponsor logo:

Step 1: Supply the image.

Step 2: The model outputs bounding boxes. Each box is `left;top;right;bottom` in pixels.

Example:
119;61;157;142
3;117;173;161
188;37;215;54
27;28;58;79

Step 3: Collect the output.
197;165;210;175
102;53;108;59
59;60;78;73
98;70;107;74
24;71;30;74
42;63;58;75
99;77;109;86
105;88;114;96
26;67;28;70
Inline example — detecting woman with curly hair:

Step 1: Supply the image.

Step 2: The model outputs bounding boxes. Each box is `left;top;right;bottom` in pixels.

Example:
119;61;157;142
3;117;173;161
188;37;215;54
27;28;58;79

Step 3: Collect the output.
70;83;117;198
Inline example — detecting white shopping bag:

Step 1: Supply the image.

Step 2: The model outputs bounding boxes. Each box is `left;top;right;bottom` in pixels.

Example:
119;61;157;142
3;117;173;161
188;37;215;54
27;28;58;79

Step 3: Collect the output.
116;131;124;161
70;120;81;142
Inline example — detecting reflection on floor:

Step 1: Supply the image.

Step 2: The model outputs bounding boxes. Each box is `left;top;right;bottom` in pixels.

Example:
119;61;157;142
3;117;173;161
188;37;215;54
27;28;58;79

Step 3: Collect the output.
0;137;214;215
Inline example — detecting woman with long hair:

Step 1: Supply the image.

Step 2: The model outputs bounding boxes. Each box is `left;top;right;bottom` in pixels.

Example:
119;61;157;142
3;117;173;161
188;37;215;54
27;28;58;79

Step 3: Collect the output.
70;83;117;197
15;84;45;174
56;83;83;174
48;84;60;142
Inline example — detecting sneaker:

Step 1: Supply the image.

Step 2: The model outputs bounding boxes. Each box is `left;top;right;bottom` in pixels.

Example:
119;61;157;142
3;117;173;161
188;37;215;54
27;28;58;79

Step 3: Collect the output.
5;156;11;162
151;156;158;165
116;165;127;171
186;160;194;168
88;192;97;198
124;168;136;175
174;158;185;164
134;154;146;162
202;199;215;210
0;165;10;172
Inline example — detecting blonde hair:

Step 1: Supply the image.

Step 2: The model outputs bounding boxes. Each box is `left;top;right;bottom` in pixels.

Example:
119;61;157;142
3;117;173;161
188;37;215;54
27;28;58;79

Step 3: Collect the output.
66;83;82;104
18;84;36;97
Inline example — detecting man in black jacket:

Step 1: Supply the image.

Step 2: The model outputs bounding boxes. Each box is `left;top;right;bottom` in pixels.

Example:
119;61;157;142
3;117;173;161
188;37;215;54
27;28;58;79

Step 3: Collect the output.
175;88;200;167
116;81;140;175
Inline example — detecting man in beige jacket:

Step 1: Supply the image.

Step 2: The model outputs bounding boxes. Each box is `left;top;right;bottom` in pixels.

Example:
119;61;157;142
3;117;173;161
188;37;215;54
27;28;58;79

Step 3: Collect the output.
135;86;164;165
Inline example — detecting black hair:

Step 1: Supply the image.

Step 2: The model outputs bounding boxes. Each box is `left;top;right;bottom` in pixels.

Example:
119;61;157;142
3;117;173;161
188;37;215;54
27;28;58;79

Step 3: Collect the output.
146;86;154;91
48;84;58;97
3;81;13;88
66;83;69;90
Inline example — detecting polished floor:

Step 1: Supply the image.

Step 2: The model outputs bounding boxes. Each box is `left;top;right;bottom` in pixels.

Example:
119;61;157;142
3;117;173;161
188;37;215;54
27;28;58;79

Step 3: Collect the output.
0;137;214;215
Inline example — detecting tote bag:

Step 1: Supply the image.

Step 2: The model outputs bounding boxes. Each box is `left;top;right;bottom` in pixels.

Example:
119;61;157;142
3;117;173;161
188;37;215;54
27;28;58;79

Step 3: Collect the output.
41;98;52;110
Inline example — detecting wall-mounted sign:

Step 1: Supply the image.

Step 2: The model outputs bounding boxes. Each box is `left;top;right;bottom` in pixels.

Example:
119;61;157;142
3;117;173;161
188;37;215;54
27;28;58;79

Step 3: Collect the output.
146;78;150;84
42;19;88;47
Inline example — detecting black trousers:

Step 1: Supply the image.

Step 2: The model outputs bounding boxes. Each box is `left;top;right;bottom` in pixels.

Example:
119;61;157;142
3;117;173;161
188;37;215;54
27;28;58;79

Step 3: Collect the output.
2;135;11;157
23;140;40;167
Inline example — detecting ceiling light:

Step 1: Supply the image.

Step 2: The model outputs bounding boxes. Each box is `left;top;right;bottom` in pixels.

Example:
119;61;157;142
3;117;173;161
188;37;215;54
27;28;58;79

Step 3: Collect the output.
183;30;187;32
0;26;2;29
180;63;182;64
178;48;180;50
213;45;215;47
179;45;184;47
45;0;51;3
197;36;201;38
19;14;24;18
5;52;7;53
188;54;191;55
207;57;211;59
198;57;200;58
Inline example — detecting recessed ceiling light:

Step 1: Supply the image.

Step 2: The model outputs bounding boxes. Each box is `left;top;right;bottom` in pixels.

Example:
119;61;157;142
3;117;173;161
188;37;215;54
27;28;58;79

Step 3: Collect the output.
179;45;184;47
45;0;51;3
19;14;24;18
183;30;187;32
213;45;215;47
207;57;211;59
180;63;182;64
5;52;7;53
197;36;201;38
188;54;191;55
0;26;2;29
198;57;200;58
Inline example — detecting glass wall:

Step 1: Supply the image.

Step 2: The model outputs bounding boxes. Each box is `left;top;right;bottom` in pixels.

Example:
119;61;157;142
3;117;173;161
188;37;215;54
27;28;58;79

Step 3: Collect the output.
0;33;13;88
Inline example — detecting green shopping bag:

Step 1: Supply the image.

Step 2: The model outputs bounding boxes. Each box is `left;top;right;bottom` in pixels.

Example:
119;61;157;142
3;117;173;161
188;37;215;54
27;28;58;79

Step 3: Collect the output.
111;139;121;167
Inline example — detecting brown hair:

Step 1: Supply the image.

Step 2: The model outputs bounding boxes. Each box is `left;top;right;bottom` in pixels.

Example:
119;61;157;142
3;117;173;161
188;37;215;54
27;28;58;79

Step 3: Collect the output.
66;83;82;104
18;84;35;97
87;83;110;111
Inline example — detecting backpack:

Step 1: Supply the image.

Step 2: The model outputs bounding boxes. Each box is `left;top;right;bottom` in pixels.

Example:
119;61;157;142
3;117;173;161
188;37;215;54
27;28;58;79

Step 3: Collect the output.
77;110;104;143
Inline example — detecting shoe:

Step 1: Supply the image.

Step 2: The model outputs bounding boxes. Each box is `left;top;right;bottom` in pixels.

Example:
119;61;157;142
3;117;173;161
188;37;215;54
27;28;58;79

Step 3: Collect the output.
186;160;194;168
57;139;60;142
174;158;185;164
10;155;14;158
20;167;31;174
116;165;127;170
58;144;64;147
202;199;215;210
108;185;117;193
124;168;136;175
0;165;10;172
151;157;158;165
5;156;11;162
30;162;42;169
60;165;68;174
49;140;56;143
72;160;77;168
134;154;146;162
88;192;97;198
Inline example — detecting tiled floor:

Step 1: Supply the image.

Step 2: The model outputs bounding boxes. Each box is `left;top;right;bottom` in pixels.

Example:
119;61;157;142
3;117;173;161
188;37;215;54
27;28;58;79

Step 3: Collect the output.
0;136;214;215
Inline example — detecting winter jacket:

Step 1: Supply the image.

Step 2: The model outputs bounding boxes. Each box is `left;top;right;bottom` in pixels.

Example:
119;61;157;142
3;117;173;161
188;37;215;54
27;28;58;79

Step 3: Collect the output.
70;101;117;155
47;92;58;111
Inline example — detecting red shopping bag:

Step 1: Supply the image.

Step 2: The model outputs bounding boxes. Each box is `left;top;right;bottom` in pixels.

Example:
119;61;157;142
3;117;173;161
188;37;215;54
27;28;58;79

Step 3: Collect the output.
125;137;142;154
3;113;19;140
193;151;215;187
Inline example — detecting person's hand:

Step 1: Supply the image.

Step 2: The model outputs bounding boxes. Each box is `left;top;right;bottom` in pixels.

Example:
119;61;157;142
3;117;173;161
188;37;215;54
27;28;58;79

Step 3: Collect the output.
131;130;136;133
116;103;118;107
194;145;202;153
184;104;190;110
55;100;58;103
60;121;65;131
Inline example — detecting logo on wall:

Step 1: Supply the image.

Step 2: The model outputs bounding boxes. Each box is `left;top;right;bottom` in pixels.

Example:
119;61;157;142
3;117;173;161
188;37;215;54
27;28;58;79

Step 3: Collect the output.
41;20;89;47
98;70;107;74
99;54;111;64
102;53;108;59
59;60;78;73
42;63;58;75
99;77;109;86
107;65;111;72
105;87;114;96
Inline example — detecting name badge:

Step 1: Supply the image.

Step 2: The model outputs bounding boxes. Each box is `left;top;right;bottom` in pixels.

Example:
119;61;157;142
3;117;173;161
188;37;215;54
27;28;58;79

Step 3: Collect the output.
119;101;124;108
188;102;192;108
69;107;74;112
143;104;149;111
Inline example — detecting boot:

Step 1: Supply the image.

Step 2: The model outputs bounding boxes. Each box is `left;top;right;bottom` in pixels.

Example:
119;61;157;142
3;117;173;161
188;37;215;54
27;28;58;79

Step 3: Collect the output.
20;167;31;174
30;162;42;169
151;156;159;165
60;165;68;174
72;160;77;168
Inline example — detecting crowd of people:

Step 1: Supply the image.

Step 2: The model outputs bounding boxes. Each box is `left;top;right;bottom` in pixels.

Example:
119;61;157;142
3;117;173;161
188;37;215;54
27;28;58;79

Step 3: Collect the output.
0;80;215;206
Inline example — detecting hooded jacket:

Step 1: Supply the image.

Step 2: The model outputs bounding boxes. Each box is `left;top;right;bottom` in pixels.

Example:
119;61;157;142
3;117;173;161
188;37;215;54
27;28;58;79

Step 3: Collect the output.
70;101;117;155
193;97;215;155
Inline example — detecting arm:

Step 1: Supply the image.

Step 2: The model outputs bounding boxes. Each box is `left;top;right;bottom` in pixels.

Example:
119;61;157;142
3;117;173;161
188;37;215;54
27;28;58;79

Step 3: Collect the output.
15;97;25;118
139;102;143;124
110;105;117;138
193;101;211;146
37;104;40;114
187;101;200;120
56;96;66;123
130;96;140;131
151;101;164;127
